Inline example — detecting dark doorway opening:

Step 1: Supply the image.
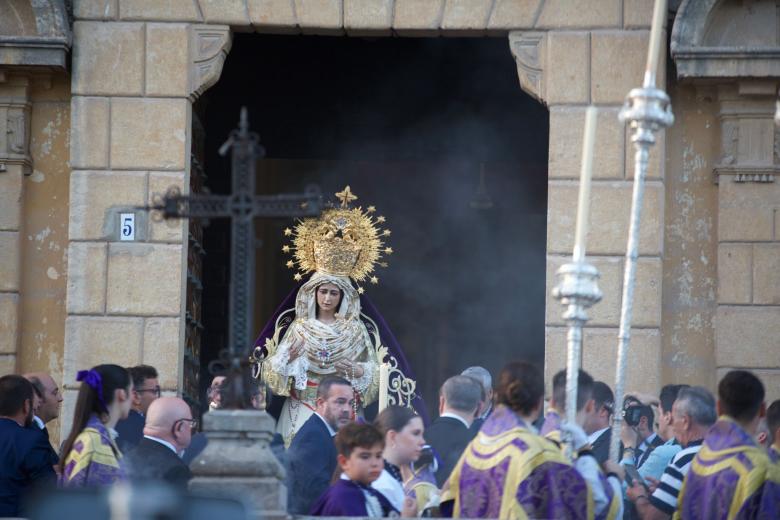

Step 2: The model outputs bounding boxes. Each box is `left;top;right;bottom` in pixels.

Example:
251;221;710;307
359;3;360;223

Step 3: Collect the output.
197;34;549;415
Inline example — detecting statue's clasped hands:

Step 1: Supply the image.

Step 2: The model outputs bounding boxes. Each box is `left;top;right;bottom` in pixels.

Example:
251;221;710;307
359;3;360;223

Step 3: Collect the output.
335;360;364;379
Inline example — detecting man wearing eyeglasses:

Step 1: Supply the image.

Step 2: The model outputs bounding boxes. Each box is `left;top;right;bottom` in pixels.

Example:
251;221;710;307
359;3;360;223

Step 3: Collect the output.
116;365;160;453
125;397;194;490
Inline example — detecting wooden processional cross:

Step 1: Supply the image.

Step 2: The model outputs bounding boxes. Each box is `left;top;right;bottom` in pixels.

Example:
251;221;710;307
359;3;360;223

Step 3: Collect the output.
146;107;322;406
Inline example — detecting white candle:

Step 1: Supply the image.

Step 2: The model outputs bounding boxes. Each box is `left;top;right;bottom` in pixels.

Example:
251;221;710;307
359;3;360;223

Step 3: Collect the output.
573;107;597;262
645;0;668;87
378;363;389;411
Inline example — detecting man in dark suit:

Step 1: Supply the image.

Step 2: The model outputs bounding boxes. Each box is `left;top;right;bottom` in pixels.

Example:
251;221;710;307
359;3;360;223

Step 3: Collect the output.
286;376;354;515
125;396;193;490
425;375;482;486
116;364;160;453
583;381;614;464
24;372;63;467
0;375;57;517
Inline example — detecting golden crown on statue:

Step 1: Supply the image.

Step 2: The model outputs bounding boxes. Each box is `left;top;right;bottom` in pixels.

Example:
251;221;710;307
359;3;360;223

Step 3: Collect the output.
282;186;392;289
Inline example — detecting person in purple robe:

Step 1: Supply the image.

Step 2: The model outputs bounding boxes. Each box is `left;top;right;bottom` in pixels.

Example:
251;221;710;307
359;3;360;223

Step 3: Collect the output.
310;422;415;517
441;361;596;519
676;370;780;519
60;365;133;487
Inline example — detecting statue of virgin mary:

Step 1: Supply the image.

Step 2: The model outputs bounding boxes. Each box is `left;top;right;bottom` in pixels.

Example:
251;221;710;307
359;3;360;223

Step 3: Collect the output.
251;187;424;444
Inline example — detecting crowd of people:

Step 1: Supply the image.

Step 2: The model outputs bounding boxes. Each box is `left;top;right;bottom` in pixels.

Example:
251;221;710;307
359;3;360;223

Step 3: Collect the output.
1;361;779;518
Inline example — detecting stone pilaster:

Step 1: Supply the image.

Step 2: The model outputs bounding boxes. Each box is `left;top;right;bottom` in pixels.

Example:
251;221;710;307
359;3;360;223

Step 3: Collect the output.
713;82;780;402
0;75;32;375
510;22;667;396
64;15;231;437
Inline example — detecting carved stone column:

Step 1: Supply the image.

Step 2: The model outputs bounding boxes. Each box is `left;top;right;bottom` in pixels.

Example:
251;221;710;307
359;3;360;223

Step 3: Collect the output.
0;74;31;374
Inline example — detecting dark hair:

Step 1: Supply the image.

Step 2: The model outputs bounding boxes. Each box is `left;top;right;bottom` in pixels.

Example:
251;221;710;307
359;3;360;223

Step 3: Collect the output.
495;361;544;415
718;370;765;423
660;384;689;414
317;375;351;400
767;400;780;444
592;381;614;416
127;364;158;390
335;422;384;458
374;406;418;436
60;364;131;473
440;375;482;413
552;369;594;413
0;375;34;416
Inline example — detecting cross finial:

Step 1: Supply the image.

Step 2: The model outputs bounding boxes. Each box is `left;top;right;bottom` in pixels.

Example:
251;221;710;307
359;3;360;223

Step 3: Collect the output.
335;186;358;208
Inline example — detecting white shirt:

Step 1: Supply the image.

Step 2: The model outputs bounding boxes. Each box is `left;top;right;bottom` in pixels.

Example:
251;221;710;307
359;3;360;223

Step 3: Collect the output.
440;412;470;429
371;469;405;512
315;412;336;437
32;415;45;429
144;435;179;456
587;426;609;445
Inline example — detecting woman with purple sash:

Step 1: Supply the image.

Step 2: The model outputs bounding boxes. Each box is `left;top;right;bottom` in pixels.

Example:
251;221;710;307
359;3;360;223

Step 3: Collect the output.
60;365;132;487
442;361;594;519
676;370;780;519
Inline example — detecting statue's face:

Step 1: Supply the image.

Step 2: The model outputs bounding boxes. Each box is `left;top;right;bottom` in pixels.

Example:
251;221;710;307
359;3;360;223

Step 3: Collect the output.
316;283;342;313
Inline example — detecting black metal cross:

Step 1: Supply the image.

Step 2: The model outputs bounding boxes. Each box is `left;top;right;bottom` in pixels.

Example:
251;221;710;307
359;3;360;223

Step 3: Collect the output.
145;107;321;406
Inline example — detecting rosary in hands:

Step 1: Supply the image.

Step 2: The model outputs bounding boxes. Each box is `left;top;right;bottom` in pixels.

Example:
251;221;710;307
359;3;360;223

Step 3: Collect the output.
335;360;364;379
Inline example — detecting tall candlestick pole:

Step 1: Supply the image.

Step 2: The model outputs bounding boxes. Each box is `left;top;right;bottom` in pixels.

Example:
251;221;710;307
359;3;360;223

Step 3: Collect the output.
573;107;597;262
554;106;603;458
609;0;675;463
644;0;667;88
378;363;389;411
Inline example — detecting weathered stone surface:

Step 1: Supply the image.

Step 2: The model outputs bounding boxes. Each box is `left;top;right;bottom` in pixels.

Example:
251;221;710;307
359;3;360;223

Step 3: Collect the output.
148;172;186;242
295;0;342;31
63;316;143;382
623;0;653;28
143;318;181;389
536;0;621;29
110;98;188;170
546;326;661;396
0;293;19;354
146;24;189;97
549;106;624;179
717;243;751;304
547;181;663;255
591;31;648;104
547;255;660;328
70;96;109;169
69;170;147;240
66;242;107;314
0;169;22;230
393;0;445;32
120;0;201;22
73;0;119;20
72;22;144;96
718;181;780;242
199;0;250;24
546;31;590;104
441;0;492;30
716;306;780;367
487;0;540;29
248;0;298;27
0;355;15;376
753;243;780;304
106;243;182;316
0;232;20;291
344;0;392;31
737;118;773;164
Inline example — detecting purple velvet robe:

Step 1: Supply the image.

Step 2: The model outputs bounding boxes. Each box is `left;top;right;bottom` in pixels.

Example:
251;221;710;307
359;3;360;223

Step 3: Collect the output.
445;405;593;519
676;418;780;519
310;478;398;517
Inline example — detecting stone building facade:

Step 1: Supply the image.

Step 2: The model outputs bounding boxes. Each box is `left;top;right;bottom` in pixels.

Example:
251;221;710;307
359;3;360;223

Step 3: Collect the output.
0;0;778;442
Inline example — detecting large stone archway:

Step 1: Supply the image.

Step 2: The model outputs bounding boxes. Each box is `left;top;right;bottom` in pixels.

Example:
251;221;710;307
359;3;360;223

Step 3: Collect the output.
60;0;663;436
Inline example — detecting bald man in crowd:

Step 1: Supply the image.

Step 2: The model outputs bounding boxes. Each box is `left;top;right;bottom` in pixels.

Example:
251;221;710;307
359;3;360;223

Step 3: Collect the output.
125;397;194;490
23;372;62;470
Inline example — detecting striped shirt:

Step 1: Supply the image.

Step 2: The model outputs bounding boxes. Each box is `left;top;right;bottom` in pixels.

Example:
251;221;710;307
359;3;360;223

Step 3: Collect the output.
649;439;703;514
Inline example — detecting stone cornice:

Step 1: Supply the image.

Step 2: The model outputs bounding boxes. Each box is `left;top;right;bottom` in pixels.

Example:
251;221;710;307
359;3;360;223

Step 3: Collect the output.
189;25;232;101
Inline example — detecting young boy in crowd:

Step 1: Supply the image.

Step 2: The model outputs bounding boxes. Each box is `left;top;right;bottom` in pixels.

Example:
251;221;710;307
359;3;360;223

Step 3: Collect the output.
310;423;414;517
